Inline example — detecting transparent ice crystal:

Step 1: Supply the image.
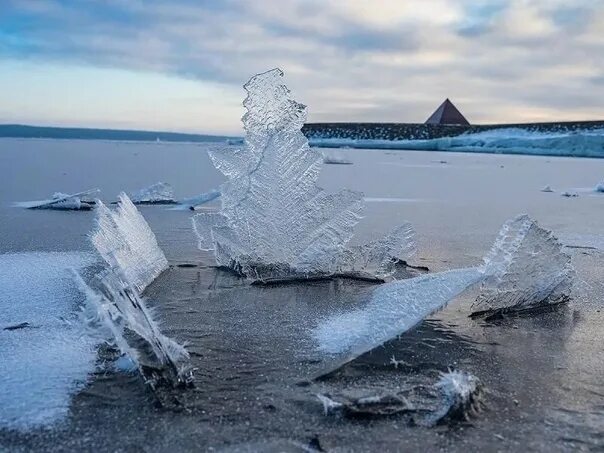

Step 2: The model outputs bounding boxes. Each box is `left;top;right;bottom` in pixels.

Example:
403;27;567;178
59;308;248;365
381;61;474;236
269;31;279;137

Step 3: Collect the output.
193;69;415;280
91;193;168;292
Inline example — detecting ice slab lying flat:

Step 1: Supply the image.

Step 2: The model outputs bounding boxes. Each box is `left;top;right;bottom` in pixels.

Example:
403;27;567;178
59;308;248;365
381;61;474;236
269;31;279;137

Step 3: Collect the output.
194;69;415;281
13;188;99;210
0;252;97;431
91;193;168;292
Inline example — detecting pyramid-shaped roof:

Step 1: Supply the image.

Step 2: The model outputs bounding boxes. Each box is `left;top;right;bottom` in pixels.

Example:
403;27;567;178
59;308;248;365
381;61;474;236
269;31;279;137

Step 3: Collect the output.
424;99;470;125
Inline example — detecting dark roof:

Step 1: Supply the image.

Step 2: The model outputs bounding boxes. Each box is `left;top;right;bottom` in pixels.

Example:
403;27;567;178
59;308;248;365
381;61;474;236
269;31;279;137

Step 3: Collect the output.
424;99;470;125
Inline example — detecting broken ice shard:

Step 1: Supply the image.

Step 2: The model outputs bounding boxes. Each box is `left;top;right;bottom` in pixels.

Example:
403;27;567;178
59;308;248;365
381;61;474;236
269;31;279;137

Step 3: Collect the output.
90;193;168;292
74;270;190;388
193;69;415;281
315;214;574;358
472;214;574;318
426;370;483;425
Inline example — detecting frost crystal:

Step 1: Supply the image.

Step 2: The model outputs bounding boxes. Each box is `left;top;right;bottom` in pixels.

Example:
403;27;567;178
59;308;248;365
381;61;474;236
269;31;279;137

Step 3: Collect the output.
74;270;190;387
474;214;574;317
129;182;176;204
90;193;168;292
429;370;483;425
193;68;415;280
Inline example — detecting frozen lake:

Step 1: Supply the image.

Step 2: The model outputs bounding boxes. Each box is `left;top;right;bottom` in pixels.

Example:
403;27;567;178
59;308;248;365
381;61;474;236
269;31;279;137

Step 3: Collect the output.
1;138;603;451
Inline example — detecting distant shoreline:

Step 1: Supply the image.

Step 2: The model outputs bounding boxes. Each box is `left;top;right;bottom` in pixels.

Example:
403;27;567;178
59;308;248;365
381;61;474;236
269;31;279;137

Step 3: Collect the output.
2;120;603;144
0;124;238;143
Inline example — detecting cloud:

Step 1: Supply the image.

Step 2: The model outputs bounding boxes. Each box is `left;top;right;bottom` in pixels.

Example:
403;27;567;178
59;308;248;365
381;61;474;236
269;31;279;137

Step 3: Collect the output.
1;0;603;132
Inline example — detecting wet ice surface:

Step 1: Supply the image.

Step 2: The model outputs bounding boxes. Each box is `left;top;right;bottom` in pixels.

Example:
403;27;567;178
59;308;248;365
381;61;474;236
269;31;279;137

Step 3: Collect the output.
0;252;98;431
1;139;604;451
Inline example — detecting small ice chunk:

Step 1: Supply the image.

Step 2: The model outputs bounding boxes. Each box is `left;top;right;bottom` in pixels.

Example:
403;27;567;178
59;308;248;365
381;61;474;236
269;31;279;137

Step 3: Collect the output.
541;185;554;193
90;193;168;292
129;182;176;204
561;191;578;198
595;182;604;193
13;188;99;210
322;150;352;165
428;370;483;425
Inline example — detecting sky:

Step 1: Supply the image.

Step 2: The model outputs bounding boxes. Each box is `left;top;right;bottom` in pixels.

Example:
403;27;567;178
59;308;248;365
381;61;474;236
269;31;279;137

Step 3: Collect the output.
1;0;603;135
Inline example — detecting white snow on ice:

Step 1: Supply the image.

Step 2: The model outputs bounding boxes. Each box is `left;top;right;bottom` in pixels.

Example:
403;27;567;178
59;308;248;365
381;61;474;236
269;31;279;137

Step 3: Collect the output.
0;252;98;431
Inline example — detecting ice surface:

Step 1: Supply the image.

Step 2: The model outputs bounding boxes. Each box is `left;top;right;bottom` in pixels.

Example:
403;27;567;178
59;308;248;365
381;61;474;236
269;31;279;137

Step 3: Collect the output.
309;127;604;158
90;193;168;292
315;215;574;358
0;252;97;431
193;69;414;280
474;215;574;316
74;270;190;387
13;188;99;210
129;182;175;204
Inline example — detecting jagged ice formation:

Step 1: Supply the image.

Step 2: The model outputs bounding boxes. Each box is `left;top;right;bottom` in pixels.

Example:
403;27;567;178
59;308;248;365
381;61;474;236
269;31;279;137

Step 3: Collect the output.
193;69;415;281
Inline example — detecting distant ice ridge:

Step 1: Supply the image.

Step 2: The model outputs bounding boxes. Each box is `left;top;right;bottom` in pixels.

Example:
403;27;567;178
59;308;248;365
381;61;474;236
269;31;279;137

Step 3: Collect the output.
193;69;415;281
91;193;168;292
309;127;604;158
315;215;573;356
0;252;97;430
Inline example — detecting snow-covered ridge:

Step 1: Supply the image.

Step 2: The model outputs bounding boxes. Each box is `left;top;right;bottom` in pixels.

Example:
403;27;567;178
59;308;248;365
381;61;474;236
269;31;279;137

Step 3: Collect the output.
310;127;604;158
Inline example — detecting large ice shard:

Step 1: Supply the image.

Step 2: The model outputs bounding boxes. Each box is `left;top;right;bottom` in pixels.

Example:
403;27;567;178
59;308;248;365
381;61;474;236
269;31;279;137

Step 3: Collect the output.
74;270;190;388
90;193;168;292
315;215;574;359
314;268;483;356
193;69;415;281
472;214;574;318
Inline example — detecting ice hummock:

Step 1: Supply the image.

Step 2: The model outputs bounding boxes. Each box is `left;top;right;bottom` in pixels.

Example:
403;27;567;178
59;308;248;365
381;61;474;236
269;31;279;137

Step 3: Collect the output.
309;127;604;158
0;252;97;430
74;269;190;388
13;188;99;210
193;69;415;281
129;182;176;204
314;215;574;358
90;193;168;293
